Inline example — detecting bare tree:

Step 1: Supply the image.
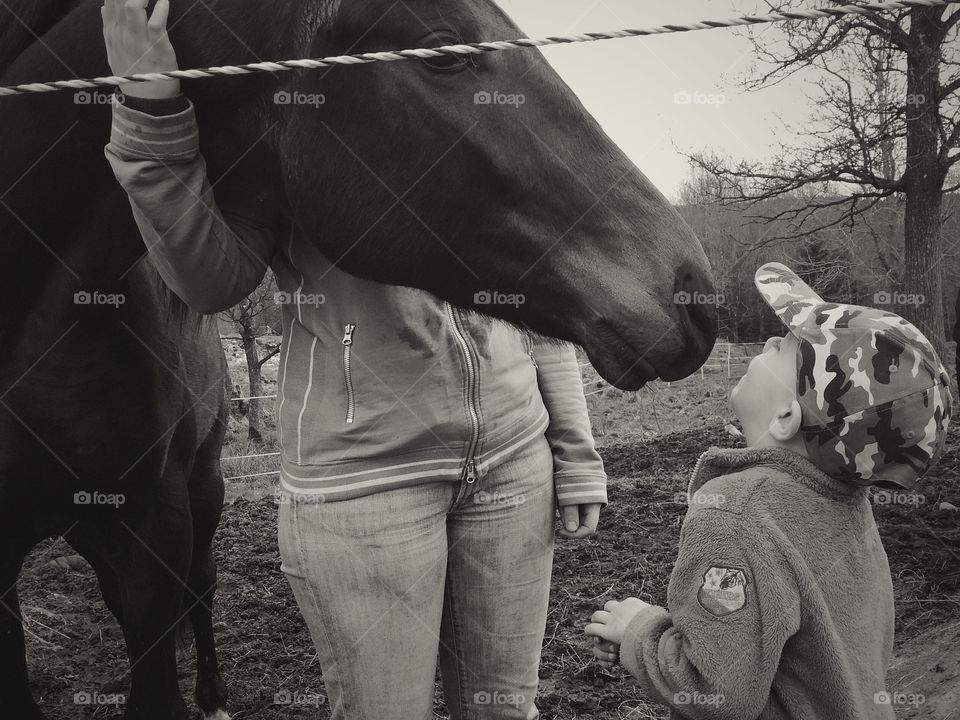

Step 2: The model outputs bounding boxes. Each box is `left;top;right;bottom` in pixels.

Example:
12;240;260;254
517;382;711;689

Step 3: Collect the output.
688;1;960;352
220;273;280;441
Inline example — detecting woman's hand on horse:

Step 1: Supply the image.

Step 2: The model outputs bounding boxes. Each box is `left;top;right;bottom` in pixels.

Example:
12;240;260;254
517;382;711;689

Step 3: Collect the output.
558;502;602;539
102;0;180;99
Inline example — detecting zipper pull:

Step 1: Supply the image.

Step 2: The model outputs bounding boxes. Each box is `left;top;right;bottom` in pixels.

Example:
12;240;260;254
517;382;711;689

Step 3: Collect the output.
528;349;538;369
342;323;356;346
465;459;477;484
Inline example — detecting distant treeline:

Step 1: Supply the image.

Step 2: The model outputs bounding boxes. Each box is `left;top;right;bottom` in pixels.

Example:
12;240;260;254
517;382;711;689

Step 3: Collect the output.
677;194;960;343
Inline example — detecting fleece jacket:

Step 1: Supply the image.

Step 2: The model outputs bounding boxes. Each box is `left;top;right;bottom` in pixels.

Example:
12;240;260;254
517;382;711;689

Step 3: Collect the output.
620;446;896;720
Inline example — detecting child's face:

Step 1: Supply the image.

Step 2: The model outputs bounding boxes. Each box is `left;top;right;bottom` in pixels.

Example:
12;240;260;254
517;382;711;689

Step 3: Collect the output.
730;333;801;445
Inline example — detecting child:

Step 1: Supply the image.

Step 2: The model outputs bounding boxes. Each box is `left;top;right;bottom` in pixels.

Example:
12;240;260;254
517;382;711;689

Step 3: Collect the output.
585;262;952;720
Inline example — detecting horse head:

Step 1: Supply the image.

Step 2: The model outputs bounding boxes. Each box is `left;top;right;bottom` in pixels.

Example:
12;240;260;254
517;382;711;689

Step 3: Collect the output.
178;0;719;389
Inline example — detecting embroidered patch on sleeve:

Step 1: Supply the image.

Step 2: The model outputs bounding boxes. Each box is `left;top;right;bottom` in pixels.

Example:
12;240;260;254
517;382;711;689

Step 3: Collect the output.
698;566;748;617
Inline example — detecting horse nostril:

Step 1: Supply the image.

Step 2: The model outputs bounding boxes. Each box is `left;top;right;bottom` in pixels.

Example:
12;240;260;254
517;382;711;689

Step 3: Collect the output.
674;265;719;343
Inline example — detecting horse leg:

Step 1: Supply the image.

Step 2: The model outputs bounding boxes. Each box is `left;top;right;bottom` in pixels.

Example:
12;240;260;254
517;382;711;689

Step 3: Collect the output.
186;426;229;720
64;526;124;625
0;556;47;719
112;496;193;720
188;549;229;720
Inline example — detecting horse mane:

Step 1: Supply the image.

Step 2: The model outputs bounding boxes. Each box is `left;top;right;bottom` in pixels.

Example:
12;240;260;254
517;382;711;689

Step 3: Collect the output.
0;0;84;77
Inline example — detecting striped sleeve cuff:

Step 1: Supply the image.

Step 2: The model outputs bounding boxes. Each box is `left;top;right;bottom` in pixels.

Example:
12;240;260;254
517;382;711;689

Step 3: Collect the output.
554;473;608;507
109;98;200;162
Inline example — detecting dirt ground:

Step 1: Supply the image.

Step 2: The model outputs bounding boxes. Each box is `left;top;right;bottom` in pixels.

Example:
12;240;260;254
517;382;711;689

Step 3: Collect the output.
18;421;960;719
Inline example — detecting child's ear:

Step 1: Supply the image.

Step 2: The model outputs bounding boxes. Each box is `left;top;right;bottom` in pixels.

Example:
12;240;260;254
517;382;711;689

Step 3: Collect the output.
767;400;802;441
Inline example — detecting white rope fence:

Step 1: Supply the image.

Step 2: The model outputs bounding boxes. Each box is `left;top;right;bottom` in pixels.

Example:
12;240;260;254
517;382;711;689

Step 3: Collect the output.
1;0;955;97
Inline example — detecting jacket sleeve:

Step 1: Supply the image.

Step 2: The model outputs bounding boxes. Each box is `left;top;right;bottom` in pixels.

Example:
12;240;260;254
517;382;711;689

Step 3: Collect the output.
619;508;801;719
103;95;278;314
529;339;607;507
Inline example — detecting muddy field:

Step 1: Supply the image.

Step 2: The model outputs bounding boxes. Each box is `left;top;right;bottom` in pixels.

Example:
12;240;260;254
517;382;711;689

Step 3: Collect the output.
19;421;960;719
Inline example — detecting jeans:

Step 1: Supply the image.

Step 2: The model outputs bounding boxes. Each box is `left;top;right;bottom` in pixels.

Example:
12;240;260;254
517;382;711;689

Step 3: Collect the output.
278;435;555;720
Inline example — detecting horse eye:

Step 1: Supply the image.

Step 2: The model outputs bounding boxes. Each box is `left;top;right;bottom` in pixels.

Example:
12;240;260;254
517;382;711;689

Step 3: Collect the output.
419;31;477;73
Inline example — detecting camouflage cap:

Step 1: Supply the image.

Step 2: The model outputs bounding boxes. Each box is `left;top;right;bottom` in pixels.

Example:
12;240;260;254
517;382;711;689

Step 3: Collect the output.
754;262;952;489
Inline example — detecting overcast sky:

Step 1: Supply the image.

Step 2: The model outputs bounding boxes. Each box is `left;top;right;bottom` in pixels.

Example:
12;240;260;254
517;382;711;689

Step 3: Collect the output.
496;0;812;201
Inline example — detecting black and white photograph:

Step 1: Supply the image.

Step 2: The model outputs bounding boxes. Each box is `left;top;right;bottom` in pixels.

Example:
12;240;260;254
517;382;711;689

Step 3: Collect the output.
0;1;958;718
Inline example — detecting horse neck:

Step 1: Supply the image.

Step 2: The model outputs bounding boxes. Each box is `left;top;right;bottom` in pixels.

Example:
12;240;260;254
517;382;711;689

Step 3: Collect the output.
0;1;84;78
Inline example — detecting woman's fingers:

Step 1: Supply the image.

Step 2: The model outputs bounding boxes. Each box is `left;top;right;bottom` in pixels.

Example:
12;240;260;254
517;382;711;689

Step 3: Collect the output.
581;503;601;533
104;0;121;26
101;1;114;29
147;0;170;38
560;505;579;533
122;0;148;36
603;599;619;612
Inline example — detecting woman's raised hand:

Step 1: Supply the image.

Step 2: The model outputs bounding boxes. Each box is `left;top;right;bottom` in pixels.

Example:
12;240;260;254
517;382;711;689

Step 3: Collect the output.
102;0;180;99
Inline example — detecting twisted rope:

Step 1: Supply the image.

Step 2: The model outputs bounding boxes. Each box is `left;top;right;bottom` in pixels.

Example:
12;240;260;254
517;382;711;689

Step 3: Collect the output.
1;0;955;97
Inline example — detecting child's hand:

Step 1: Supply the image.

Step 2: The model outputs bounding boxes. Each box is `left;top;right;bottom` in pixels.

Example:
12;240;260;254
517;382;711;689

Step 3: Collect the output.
584;597;651;645
590;636;620;668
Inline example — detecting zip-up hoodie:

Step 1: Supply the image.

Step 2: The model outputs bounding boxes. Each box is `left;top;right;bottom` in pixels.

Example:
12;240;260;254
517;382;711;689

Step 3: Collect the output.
619;446;895;720
104;96;607;504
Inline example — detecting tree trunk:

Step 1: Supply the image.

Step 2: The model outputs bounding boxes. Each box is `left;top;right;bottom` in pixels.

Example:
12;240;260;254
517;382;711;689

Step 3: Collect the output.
239;318;264;442
901;8;947;358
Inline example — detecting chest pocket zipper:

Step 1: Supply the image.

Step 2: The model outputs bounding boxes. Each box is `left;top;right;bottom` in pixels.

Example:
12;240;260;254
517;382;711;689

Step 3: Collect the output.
342;323;357;424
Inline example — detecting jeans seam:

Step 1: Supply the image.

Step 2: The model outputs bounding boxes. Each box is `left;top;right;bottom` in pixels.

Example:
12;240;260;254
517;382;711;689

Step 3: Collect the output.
290;501;353;720
447;473;472;514
443;566;470;720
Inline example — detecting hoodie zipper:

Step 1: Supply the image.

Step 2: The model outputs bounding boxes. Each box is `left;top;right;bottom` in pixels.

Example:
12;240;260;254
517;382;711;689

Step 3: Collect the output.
445;303;480;483
342;323;356;424
687;449;712;500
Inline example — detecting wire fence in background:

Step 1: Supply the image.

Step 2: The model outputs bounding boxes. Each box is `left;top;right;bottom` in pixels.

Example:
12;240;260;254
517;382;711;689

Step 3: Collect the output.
222;341;769;478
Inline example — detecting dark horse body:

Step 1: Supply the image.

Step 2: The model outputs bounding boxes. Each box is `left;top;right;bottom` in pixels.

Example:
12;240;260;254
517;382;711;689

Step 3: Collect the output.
1;1;717;718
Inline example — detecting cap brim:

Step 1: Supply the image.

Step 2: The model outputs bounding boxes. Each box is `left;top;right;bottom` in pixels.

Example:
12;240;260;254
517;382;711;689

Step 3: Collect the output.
754;262;825;334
